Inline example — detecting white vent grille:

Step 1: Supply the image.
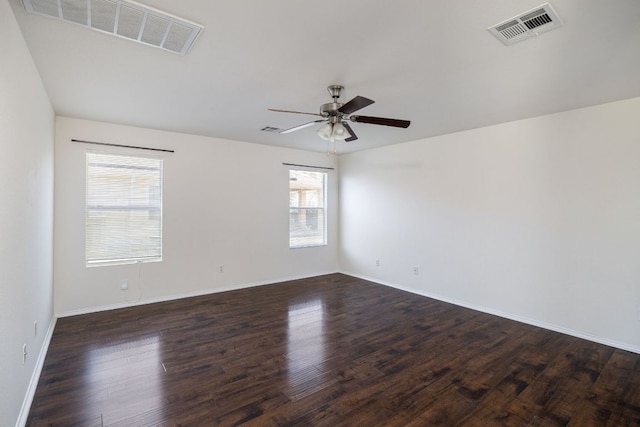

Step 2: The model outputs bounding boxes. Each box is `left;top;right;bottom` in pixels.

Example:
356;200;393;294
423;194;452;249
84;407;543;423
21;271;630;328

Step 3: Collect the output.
261;126;283;133
23;0;202;55
489;3;562;46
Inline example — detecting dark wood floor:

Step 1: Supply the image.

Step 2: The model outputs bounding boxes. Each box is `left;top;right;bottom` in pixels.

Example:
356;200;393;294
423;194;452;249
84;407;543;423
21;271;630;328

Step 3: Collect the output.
28;274;640;426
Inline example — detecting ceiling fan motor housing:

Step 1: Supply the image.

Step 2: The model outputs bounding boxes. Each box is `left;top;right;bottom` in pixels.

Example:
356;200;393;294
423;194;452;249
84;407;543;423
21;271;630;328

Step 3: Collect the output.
320;102;344;117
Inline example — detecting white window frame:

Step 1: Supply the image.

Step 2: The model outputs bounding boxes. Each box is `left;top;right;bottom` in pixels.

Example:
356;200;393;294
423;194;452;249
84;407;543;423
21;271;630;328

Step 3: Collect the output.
289;169;327;248
85;151;163;267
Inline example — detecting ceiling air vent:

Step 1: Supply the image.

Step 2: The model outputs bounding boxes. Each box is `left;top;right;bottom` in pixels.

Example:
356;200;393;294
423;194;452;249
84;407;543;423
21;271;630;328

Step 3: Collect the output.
488;3;562;46
261;126;283;133
22;0;202;55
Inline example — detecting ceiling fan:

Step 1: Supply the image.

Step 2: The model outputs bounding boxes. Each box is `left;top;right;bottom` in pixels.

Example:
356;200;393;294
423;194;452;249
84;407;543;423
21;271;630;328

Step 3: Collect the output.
268;85;410;146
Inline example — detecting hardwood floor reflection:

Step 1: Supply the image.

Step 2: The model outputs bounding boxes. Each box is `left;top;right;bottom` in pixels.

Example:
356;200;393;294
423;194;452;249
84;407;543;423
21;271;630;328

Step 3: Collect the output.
28;274;640;426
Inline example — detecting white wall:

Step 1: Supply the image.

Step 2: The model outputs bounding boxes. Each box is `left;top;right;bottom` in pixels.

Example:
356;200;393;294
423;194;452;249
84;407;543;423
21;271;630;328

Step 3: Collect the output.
0;1;55;425
339;97;640;352
54;117;338;315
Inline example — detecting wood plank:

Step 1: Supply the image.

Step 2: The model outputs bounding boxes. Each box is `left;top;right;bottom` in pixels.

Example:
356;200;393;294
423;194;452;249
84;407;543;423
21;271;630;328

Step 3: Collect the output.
26;273;640;426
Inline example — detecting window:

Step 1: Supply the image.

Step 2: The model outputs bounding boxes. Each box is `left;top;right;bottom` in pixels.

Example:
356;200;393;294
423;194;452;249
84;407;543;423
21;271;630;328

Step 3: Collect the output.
86;152;163;266
289;169;327;248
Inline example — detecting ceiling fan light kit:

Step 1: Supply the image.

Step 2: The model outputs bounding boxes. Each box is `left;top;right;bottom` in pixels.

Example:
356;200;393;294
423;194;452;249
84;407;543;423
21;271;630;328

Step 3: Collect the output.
317;118;348;142
267;85;410;153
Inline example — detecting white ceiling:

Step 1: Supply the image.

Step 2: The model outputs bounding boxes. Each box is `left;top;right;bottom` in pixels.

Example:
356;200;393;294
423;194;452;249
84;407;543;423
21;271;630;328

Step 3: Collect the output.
9;0;640;154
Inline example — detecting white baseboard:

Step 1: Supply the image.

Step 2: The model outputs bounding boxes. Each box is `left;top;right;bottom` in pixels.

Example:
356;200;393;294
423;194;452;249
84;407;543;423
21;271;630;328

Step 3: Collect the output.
341;271;640;355
56;270;339;318
16;316;57;427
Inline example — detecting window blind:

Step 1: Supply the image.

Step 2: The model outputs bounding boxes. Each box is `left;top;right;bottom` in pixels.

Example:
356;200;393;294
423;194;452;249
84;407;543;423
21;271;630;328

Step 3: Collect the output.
86;152;163;266
289;169;327;248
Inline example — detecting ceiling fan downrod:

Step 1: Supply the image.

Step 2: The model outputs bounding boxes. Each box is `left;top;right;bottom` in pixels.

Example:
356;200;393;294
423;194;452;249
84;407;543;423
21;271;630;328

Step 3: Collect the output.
321;85;345;116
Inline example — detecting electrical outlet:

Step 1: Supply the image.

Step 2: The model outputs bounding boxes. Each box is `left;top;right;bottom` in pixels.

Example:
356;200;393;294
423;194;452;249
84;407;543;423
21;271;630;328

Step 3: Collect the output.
219;265;224;273
413;267;419;275
120;279;129;290
34;320;38;336
23;344;27;364
375;260;380;267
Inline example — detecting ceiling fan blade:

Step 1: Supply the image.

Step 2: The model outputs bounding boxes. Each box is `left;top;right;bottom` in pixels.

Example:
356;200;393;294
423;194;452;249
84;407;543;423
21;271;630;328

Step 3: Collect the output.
339;96;375;114
350;115;410;128
280;119;326;134
268;108;324;117
343;122;358;142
